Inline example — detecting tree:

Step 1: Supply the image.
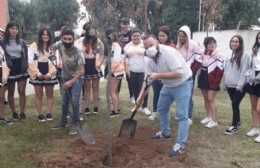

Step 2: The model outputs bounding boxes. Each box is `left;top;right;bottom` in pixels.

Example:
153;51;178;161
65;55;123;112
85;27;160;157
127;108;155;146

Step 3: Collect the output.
201;0;223;31
32;0;79;31
8;0;79;42
8;0;37;40
219;0;260;30
156;0;200;41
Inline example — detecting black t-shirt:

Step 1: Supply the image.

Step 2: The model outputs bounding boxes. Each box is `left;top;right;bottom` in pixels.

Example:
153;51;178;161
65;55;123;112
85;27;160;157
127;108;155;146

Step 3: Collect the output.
120;30;131;48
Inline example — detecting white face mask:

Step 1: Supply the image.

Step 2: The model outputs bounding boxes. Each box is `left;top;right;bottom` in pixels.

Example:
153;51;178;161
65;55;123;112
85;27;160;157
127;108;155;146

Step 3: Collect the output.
145;45;158;58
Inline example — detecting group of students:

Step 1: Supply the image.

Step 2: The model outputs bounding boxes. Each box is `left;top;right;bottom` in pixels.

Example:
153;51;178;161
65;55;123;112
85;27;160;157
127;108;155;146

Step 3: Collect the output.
0;18;260;157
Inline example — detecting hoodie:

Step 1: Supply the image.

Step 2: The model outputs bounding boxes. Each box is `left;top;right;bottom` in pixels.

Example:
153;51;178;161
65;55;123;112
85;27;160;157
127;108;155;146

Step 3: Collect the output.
224;51;251;91
177;25;202;76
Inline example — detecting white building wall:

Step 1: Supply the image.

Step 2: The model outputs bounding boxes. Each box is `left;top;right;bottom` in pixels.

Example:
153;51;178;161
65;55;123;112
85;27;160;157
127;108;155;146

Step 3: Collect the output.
193;30;259;56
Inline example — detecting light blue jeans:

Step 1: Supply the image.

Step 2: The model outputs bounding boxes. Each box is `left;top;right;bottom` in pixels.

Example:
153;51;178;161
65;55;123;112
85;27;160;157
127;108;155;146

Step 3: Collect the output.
188;77;195;119
157;79;192;149
60;78;83;126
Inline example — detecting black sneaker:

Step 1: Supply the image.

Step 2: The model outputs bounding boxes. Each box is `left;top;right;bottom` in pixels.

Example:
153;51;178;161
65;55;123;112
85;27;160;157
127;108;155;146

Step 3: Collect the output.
84;108;91;115
51;123;67;130
67;111;72;119
92;107;98;115
0;117;13;125
152;131;171;140
38;114;46;122
19;112;26;121
12;112;19;121
46;113;53;121
224;126;238;135
79;113;84;121
4;100;9;106
110;111;119;118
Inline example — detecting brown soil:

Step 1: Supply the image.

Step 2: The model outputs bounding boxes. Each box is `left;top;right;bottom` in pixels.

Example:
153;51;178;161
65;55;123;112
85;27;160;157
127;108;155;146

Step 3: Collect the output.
27;126;201;168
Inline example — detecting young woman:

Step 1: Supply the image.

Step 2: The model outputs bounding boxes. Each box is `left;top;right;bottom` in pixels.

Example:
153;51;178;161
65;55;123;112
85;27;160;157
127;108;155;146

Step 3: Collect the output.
0;33;12;125
28;28;58;122
158;26;176;48
3;21;29;121
244;32;260;143
176;25;202;125
105;28;125;117
198;36;225;128
223;35;250;135
124;28;151;115
82;24;105;115
149;25;175;121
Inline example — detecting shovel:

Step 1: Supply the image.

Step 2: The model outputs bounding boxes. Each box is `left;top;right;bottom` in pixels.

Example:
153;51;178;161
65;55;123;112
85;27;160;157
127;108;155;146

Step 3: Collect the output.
77;120;96;145
118;75;152;138
48;55;95;145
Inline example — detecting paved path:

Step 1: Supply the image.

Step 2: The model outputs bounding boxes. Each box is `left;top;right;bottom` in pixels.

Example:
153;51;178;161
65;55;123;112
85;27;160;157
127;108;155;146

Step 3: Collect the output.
14;65;106;98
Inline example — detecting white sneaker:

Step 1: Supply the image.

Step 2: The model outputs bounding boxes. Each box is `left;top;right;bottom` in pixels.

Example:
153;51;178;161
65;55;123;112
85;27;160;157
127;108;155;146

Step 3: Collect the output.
205;121;218;128
188;118;193;125
200;117;212;125
148;112;158;120
142;107;151;116
246;127;260;137
130;96;135;104
255;135;260;143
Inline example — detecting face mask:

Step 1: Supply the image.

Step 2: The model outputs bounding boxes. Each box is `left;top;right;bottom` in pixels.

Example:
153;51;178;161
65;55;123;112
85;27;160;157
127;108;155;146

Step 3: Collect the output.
62;42;73;49
145;45;158;58
89;28;96;36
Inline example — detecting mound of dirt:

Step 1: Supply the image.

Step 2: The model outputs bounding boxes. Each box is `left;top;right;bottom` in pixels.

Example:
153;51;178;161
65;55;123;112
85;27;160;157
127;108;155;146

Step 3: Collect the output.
29;126;201;168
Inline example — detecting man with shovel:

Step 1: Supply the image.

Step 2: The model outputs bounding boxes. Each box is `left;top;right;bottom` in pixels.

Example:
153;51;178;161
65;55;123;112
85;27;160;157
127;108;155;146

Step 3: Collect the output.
139;35;192;157
51;28;85;135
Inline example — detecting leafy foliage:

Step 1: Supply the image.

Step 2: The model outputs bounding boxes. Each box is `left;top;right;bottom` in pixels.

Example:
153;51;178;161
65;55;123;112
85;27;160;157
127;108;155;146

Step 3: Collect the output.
8;0;79;42
83;0;259;42
219;0;260;30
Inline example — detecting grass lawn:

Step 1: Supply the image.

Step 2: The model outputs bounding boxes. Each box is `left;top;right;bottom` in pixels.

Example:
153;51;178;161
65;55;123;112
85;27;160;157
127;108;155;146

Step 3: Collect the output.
0;80;259;168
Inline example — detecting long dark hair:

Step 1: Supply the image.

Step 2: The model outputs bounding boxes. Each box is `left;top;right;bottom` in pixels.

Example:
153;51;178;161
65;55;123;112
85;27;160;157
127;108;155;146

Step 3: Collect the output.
105;27;120;45
230;35;244;68
252;32;260;57
158;25;172;44
203;36;216;55
37;28;52;54
83;24;98;54
4;21;20;45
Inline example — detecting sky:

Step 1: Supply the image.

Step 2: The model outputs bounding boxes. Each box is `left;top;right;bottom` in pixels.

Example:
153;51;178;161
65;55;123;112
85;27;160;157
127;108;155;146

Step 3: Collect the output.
74;0;88;35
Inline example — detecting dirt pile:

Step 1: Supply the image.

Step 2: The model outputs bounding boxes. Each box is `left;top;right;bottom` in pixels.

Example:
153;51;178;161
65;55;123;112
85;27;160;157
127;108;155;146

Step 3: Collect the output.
29;126;201;168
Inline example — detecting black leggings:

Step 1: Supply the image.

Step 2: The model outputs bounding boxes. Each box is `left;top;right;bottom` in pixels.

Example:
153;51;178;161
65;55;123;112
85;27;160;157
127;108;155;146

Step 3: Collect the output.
227;88;246;126
130;71;148;108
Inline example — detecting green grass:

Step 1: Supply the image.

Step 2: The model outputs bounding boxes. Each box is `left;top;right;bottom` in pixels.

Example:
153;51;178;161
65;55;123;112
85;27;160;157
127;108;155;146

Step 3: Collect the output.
0;80;259;168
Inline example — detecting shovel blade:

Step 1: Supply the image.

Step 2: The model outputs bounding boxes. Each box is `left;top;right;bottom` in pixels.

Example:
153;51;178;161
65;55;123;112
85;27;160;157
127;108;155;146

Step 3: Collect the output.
77;124;96;145
118;118;137;138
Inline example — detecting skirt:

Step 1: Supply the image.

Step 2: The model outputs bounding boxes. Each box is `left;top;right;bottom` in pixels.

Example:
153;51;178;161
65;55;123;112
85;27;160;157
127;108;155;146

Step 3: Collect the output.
8;58;29;83
82;58;103;80
198;67;220;91
29;62;58;86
